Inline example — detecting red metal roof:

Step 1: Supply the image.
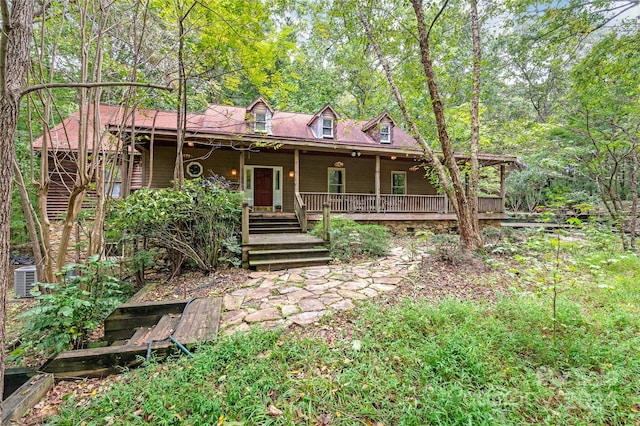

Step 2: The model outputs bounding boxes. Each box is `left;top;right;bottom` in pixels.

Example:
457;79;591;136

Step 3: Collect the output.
32;103;516;165
33;103;421;152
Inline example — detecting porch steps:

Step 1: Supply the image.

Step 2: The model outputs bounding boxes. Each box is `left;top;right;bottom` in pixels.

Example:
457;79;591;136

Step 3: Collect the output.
249;214;301;234
250;256;333;271
244;215;332;271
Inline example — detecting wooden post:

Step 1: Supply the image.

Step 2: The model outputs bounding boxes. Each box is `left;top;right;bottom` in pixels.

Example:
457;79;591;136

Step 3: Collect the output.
294;148;300;194
443;193;448;214
375;155;381;212
322;202;330;242
239;148;245;191
500;163;506;212
241;202;249;244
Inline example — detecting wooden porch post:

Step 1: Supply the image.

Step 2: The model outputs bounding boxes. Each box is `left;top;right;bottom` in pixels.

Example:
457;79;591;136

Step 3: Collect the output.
375;155;381;213
294;148;300;194
322;202;330;242
239;148;245;191
241;202;250;245
500;163;506;212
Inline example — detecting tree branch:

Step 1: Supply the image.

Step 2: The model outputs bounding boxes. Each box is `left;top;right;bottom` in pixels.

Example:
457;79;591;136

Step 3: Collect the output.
427;0;450;41
20;81;172;98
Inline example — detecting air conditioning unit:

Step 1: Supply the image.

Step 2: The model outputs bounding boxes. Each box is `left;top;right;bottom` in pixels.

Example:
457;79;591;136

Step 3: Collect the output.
14;265;37;298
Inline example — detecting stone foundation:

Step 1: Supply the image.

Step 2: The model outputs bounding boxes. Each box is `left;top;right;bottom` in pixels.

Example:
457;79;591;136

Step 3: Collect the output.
48;221;89;265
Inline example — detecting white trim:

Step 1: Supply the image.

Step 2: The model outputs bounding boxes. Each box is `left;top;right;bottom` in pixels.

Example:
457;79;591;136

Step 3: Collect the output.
391;170;406;195
244;165;283;211
322;118;334;138
328;167;345;193
186;161;203;178
380;124;391;143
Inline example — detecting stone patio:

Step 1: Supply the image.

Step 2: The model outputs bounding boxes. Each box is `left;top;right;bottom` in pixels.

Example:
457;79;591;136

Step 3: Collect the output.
220;245;426;334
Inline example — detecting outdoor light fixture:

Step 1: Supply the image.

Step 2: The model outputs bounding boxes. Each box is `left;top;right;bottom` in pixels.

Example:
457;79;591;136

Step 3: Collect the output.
187;141;195;147
288;170;294;178
390;156;397;160
231;168;237;176
351;151;361;157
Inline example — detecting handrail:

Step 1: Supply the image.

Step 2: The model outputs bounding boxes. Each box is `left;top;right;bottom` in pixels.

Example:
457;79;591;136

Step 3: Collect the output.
299;192;504;214
294;192;308;232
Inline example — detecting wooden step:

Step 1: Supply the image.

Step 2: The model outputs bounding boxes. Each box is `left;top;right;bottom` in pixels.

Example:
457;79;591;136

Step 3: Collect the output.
43;342;174;378
128;326;153;346
249;256;333;271
248;247;330;261
104;300;189;342
250;222;300;228
250;227;301;234
145;314;181;342
172;298;222;345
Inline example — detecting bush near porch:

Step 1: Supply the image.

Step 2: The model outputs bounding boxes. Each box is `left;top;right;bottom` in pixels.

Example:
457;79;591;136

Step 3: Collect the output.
312;217;391;261
109;177;243;273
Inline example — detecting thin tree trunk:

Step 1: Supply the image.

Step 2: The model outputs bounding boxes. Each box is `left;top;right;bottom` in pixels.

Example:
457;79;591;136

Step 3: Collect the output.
0;0;36;416
469;0;481;237
12;156;44;277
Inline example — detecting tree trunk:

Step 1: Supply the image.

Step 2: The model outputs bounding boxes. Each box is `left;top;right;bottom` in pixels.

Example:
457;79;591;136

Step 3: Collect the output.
469;0;481;237
0;0;36;416
12;156;44;278
409;0;483;251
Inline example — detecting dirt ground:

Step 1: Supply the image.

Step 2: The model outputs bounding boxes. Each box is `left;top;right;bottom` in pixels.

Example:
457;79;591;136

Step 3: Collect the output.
14;248;513;425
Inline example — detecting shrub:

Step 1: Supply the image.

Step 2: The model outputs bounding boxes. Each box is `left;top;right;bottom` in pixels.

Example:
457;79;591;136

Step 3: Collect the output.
482;226;522;255
110;177;242;272
428;233;469;265
312;217;390;261
19;255;131;357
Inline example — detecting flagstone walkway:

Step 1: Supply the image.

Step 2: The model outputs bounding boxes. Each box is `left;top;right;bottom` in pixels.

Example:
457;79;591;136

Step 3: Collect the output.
220;245;426;334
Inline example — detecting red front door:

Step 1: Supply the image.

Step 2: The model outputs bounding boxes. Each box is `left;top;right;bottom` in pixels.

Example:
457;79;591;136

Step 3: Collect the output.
254;168;273;207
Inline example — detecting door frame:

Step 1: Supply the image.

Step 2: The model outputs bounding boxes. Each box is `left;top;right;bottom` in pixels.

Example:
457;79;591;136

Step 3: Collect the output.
244;165;283;211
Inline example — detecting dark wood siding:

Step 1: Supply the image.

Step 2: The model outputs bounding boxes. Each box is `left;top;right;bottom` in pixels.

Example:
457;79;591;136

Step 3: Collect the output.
299;153;436;195
46;153;144;218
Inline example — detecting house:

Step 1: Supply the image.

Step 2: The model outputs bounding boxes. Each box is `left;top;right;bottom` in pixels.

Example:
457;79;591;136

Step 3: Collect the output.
36;97;516;227
36;97;516;268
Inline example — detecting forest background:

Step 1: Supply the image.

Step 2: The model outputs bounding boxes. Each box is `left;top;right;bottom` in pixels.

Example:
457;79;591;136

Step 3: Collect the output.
0;0;639;417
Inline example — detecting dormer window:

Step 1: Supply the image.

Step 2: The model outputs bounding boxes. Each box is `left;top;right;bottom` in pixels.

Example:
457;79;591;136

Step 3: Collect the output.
255;112;267;133
380;124;390;143
309;103;339;140
322;118;334;138
362;111;396;144
246;96;274;135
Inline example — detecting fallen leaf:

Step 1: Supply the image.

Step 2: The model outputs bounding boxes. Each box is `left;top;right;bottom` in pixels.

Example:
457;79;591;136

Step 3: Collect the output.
268;404;283;417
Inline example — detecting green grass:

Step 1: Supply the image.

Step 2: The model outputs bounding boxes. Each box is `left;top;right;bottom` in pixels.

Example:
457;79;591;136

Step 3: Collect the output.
50;231;640;425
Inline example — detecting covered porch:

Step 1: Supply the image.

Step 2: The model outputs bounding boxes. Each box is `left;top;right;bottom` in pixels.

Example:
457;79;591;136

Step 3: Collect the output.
299;193;504;215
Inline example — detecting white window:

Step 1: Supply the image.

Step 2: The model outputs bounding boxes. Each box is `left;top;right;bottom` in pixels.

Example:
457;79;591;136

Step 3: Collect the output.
322;118;334;138
328;167;345;193
391;171;406;195
255;112;267;132
380;125;391;143
104;165;122;198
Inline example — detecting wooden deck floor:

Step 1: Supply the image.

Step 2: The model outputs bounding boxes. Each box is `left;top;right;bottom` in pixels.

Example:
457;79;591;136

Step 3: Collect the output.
43;298;222;378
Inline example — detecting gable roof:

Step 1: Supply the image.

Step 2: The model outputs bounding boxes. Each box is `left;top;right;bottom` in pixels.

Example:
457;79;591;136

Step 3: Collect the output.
33;102;517;165
246;96;274;114
362;111;396;132
306;103;340;126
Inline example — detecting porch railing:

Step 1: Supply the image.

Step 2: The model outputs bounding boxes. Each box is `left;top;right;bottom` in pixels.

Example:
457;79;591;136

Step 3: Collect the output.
299;192;503;214
294;192;308;232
